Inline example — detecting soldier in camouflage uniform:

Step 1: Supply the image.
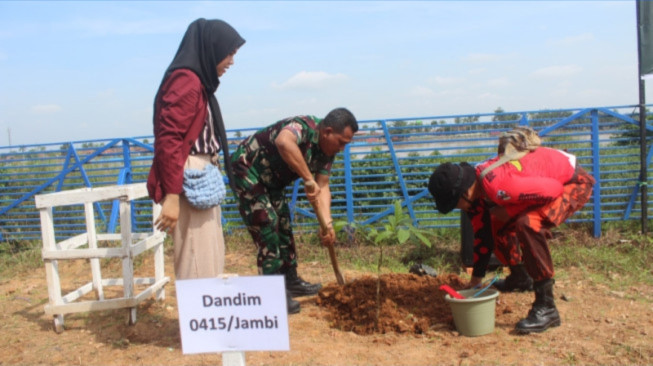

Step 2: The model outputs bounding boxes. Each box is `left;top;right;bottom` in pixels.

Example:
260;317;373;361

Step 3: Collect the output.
230;107;358;314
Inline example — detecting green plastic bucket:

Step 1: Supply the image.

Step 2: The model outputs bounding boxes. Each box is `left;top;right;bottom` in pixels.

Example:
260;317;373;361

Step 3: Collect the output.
444;288;499;337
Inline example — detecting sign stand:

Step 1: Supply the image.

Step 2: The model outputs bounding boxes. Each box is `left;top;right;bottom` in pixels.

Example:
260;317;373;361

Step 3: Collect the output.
223;351;246;366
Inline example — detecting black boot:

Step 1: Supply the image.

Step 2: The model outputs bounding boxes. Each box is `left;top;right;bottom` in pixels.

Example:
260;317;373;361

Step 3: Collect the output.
494;264;534;292
515;279;561;334
286;289;300;314
285;267;322;297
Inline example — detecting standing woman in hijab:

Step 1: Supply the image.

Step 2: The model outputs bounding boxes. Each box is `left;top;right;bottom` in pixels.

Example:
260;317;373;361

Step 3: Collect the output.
147;18;245;279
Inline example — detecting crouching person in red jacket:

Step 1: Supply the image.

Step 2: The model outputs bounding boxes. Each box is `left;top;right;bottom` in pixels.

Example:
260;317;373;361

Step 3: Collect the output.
427;129;594;334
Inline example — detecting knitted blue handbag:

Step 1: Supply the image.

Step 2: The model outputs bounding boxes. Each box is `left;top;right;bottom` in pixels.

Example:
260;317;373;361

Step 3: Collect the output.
182;163;226;210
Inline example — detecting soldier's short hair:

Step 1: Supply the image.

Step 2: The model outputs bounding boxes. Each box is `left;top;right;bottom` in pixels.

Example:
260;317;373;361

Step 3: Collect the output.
322;108;359;134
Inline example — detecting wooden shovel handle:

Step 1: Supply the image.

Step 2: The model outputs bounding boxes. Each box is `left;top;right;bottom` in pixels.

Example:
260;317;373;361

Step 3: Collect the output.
327;246;345;285
305;181;345;285
305;181;330;234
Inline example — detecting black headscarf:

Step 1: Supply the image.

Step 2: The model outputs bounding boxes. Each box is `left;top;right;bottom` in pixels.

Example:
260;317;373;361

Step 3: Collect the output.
157;18;245;191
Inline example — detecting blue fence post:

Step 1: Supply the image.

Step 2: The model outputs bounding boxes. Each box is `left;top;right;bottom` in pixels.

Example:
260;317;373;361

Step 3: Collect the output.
121;140;138;232
56;144;73;192
121;139;133;184
72;143;107;225
344;144;354;224
71;145;95;189
380;120;417;225
591;109;602;237
50;144;74;220
108;140;134;233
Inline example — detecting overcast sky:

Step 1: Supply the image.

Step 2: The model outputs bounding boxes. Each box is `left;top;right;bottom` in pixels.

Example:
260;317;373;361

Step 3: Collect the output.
0;0;646;146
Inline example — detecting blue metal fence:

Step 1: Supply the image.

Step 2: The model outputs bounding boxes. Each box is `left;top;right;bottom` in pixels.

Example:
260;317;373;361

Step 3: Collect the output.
1;104;651;242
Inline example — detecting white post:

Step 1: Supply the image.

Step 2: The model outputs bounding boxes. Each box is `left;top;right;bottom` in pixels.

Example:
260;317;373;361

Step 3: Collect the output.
220;274;246;366
119;195;136;324
222;351;246;366
39;206;65;333
84;202;104;300
153;202;165;301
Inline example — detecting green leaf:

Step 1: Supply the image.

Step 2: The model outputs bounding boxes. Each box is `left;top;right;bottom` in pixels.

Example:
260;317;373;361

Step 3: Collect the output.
397;229;410;244
413;231;432;247
375;231;392;244
393;200;402;214
366;228;378;241
333;220;349;233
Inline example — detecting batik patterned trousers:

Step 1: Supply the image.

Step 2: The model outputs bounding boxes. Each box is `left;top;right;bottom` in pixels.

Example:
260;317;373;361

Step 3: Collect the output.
492;166;595;281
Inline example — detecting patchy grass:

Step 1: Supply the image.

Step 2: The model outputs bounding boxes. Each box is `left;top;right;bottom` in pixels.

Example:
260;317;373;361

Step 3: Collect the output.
0;239;42;278
4;222;652;289
292;222;653;287
551;223;653;294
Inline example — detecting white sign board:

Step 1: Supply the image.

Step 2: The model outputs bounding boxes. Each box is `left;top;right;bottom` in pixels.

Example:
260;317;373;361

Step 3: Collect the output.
175;275;289;354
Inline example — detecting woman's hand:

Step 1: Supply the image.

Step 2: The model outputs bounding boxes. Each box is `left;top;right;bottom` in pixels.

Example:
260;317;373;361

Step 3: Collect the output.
155;194;180;233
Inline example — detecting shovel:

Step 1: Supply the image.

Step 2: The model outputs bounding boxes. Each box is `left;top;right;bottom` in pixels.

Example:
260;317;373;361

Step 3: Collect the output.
471;276;498;298
305;181;345;285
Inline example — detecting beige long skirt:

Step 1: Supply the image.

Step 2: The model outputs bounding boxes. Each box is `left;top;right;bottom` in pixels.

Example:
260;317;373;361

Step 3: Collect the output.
172;154;225;280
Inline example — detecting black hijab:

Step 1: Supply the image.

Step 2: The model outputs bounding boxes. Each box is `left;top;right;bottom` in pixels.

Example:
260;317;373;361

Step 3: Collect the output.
157;18;245;191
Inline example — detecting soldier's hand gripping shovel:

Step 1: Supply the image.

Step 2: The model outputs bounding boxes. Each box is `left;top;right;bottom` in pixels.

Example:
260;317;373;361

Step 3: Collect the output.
304;181;345;285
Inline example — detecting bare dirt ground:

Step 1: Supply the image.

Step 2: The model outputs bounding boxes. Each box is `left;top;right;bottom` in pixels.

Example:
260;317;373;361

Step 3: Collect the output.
0;238;651;366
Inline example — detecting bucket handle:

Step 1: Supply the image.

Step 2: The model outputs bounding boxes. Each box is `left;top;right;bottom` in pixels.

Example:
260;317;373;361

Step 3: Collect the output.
471;276;498;298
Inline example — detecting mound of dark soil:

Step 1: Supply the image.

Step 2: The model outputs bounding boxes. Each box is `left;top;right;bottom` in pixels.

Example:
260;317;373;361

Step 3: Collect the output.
316;273;488;335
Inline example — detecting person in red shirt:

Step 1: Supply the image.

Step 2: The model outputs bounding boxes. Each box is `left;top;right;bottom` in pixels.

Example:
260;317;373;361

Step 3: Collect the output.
147;19;245;280
428;128;594;334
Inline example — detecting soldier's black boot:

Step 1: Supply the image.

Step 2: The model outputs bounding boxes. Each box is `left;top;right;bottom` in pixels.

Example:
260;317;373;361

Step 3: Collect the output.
286;289;300;314
285;266;322;297
515;279;561;334
494;263;534;292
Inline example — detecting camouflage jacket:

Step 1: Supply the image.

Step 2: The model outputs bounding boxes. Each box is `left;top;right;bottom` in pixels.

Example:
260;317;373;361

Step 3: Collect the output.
231;115;334;190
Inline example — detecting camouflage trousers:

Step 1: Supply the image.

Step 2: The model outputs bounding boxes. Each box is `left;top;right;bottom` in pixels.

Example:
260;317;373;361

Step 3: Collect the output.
492;166;595;281
231;164;297;275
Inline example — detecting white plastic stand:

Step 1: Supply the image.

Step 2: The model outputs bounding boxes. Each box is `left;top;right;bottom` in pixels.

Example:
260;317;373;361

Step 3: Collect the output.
35;183;169;333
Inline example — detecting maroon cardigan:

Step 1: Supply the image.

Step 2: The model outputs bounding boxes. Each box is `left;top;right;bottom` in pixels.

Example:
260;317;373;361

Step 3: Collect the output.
147;69;209;203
